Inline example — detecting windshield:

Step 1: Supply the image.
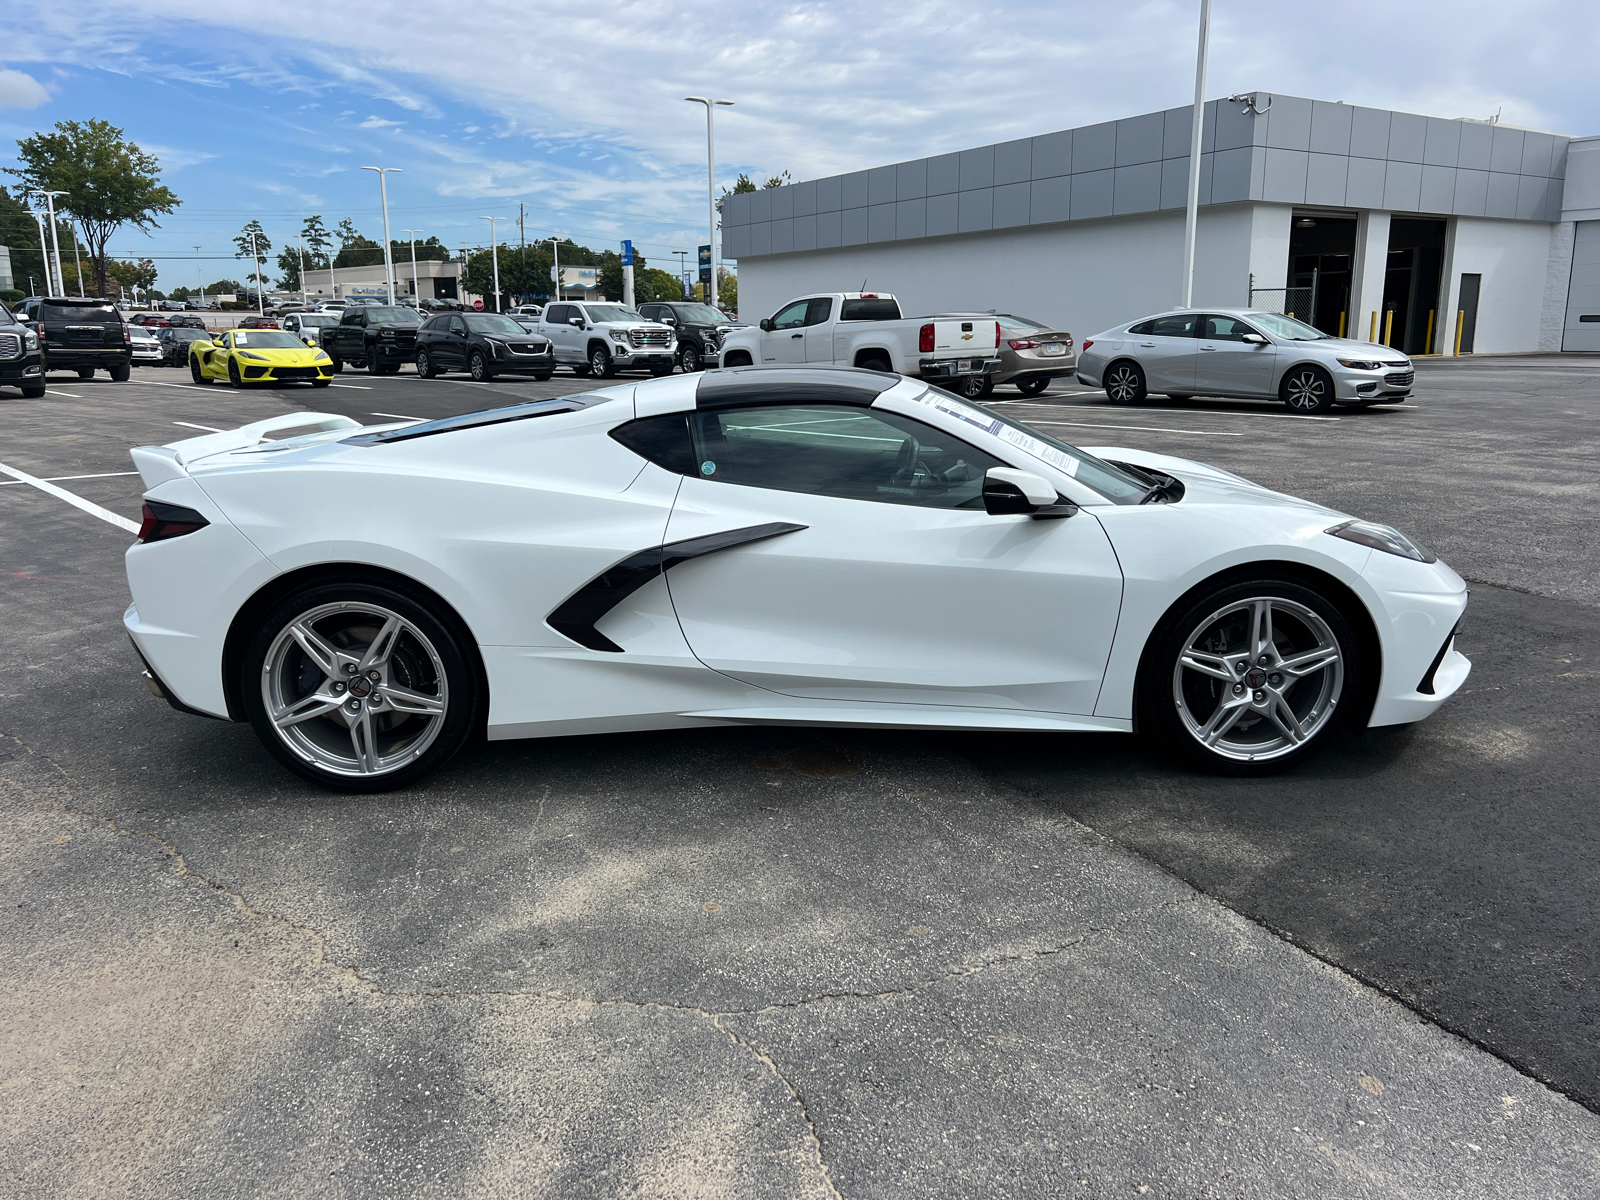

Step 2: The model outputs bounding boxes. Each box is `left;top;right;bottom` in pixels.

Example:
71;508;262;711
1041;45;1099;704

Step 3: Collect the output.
463;314;525;335
363;307;423;324
232;332;309;349
669;304;726;325
913;390;1150;504
1244;311;1328;340
299;314;338;326
583;305;642;323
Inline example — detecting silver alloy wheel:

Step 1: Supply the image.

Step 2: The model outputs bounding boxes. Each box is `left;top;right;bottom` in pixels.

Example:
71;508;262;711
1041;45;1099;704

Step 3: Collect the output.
679;345;700;372
1172;596;1344;762
1105;363;1142;403
590;347;611;377
469;351;488;381
1283;368;1326;411
261;601;449;777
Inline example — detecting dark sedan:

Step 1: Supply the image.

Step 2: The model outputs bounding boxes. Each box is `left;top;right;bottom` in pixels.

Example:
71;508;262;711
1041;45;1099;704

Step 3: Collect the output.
414;311;555;382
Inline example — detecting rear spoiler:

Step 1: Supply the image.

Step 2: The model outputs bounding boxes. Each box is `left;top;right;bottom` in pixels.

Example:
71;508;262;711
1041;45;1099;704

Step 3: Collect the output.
129;412;362;488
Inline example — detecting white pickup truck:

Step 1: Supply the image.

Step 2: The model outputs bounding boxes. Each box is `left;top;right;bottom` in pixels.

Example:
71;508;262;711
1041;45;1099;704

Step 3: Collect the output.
715;292;1001;384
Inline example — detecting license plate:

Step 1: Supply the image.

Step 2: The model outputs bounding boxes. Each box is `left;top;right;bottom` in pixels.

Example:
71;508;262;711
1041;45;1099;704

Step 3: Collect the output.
1041;342;1066;356
957;359;972;372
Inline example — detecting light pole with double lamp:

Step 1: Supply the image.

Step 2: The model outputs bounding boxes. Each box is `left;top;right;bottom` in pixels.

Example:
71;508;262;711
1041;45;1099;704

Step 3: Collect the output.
401;229;422;307
549;236;561;302
480;217;503;312
195;245;205;306
29;189;68;297
361;166;402;303
27;207;51;295
684;97;733;311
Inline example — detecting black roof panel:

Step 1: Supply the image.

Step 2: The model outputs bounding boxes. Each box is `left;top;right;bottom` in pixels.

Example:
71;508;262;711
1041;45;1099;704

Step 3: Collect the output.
694;365;899;410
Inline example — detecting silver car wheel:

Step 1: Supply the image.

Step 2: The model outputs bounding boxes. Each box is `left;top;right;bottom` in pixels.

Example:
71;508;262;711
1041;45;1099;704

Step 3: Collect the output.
1105;363;1143;403
261;601;449;777
1283;368;1328;412
1172;596;1344;763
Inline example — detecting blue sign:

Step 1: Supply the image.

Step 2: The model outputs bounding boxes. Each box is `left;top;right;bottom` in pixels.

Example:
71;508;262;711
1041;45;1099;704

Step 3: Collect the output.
620;239;633;266
698;244;712;282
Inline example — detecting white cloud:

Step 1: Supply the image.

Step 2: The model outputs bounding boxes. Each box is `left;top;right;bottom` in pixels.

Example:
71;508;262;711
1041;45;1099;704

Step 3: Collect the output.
0;68;50;109
140;142;217;170
359;115;402;129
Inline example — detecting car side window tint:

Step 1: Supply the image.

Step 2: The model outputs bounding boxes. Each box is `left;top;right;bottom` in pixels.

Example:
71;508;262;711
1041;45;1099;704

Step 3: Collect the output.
1128;320;1153;335
449;316;467;335
687;404;1007;510
1148;314;1197;338
609;414;697;475
771;301;810;330
805;298;833;326
1202;315;1254;341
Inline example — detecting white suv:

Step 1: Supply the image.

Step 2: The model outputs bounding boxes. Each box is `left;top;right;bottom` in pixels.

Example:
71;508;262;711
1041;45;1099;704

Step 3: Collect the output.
536;301;676;378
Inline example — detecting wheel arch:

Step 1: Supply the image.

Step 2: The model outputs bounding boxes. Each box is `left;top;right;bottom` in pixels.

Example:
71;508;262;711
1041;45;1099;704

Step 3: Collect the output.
586;338;612;359
722;349;753;367
221;562;490;725
852;346;893;370
1130;559;1381;733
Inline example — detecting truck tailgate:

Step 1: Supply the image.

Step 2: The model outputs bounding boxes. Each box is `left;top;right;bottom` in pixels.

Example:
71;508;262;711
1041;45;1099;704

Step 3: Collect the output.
926;317;998;355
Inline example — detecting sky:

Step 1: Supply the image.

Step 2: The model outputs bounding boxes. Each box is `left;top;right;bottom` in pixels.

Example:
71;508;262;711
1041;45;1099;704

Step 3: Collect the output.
1;0;1595;292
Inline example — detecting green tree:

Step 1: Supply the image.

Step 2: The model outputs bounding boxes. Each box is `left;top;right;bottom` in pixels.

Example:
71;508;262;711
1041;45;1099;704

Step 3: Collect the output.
233;219;272;300
717;169;790;214
334;234;384;269
301;214;332;269
106;257;157;295
6;119;180;297
0;186;47;292
715;267;737;313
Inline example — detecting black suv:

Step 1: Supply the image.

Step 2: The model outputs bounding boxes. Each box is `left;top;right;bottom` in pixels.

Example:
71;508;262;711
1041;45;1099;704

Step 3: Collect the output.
156;325;211;367
636;300;736;373
414;311;555;382
0;300;46;397
321;305;424;375
18;296;132;381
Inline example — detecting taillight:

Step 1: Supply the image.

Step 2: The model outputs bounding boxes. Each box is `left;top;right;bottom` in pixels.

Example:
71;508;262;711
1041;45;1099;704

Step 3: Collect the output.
137;500;210;544
1081;340;1093;352
1007;338;1038;350
35;321;45;337
994;321;1001;347
122;323;132;344
919;323;934;353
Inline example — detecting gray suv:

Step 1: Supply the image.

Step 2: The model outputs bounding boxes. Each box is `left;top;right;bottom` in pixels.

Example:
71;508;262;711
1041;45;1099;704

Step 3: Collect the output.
1076;307;1413;414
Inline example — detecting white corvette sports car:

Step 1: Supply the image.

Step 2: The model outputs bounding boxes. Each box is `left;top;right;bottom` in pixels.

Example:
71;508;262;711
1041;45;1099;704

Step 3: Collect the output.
124;367;1469;791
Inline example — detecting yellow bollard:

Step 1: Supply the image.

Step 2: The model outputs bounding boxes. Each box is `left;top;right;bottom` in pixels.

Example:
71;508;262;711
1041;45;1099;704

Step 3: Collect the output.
1424;308;1435;355
1338;310;1346;338
1369;311;1378;341
1454;309;1465;356
1383;309;1395;347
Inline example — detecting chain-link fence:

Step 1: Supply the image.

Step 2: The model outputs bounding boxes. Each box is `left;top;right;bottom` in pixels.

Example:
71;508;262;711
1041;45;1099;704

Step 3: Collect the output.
1248;286;1314;323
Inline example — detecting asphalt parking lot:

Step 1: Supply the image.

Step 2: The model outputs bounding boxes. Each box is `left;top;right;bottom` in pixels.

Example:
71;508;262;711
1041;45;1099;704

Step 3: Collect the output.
3;355;1599;1197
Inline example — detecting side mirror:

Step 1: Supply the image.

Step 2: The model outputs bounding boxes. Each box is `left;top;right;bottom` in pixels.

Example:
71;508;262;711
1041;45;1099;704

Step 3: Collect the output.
1242;332;1269;345
661;315;678;325
759;318;774;332
982;467;1057;516
569;316;585;327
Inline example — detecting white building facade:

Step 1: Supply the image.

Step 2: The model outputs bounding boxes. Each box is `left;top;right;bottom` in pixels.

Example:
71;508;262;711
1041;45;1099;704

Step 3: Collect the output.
301;259;465;304
723;94;1600;356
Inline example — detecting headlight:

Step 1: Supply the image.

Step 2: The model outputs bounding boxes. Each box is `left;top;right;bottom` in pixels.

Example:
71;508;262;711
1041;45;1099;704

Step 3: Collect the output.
1325;519;1435;563
1336;357;1382;370
314;351;330;361
24;331;39;351
484;338;505;355
610;329;628;342
236;351;268;362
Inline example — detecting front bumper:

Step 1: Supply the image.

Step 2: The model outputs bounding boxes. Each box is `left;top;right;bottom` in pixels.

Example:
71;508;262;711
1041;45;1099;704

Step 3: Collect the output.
1362;552;1471;727
0;353;44;382
919;356;1002;380
610;342;675;365
494;346;556;373
1332;364;1414;401
240;362;335;382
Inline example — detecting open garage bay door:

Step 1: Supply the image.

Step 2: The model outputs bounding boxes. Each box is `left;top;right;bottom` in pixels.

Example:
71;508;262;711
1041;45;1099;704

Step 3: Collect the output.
1565;221;1600;352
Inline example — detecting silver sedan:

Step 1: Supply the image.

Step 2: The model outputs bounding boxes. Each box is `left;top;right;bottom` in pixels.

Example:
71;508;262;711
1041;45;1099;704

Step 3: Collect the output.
1076;308;1414;414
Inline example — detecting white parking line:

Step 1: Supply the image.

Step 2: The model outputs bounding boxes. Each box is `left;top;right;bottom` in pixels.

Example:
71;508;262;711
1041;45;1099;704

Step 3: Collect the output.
1028;420;1242;438
173;421;224;433
0;462;141;534
0;470;140;488
46;389;83;398
145;380;212;392
370;412;424;422
329;383;372;390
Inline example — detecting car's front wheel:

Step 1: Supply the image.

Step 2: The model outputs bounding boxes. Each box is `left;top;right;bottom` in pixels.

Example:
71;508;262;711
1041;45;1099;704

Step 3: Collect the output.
416;349;439;378
240;582;481;792
590;346;615;378
227;359;244;388
1280;365;1334;414
678;345;701;372
1140;579;1358;775
1104;361;1146;404
468;350;493;382
190;356;210;385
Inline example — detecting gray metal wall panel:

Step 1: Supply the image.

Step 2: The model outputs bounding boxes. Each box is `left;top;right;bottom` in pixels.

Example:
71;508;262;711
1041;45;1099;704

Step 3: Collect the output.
926;192;958;237
770;219;794;255
1210;146;1253;203
1550;139;1569;180
958;188;993;232
1266;94;1313;150
1349;107;1391;158
750;222;772;256
770;186;793;221
791;180;817;218
994;138;1032;185
1072;122;1116;173
723;191;749;228
1489;126;1524;173
1250;145;1267;201
792;215;817;253
1305;152;1349;205
868;166;896;206
1071;169;1113;220
1200;99;1220;153
1262;148;1308;203
992;181;1030;227
816;210;842;249
1113;161;1162;214
960;145;994;190
1419;165;1456;213
1516;175;1553;220
1031;175;1071;224
1387;111;1427;162
927;153;960;196
1457;122;1493;170
1032;130;1072;179
1486;171;1520;218
1424;118;1460;166
1520;132;1555;178
749;189;772;223
1162;107;1192;159
1159;157;1190;209
1213;100;1257;152
1308;101;1353;154
866;203;895;242
895;198;926;240
840;207;868;245
724;225;749;258
1565;223;1600;350
896;159;927;200
1115;112;1164;165
1452;169;1488;216
1383;160;1423;209
842;171;869;209
1345;156;1387;208
816;175;843;213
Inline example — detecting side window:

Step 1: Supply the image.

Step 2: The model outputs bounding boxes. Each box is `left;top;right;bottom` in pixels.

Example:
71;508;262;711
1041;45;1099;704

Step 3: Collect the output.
1128;320;1153;335
609;414;697;475
1202;314;1252;341
637;305;658;320
687;404;1007;509
1148;314;1197;338
770;300;810;330
805;297;833;326
448;316;467;335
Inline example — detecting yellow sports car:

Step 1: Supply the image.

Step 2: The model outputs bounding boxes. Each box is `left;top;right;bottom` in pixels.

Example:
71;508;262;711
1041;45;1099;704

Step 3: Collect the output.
190;329;334;388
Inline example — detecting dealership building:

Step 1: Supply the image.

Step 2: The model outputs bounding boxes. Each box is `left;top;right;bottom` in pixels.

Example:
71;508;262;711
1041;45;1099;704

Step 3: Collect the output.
722;92;1600;355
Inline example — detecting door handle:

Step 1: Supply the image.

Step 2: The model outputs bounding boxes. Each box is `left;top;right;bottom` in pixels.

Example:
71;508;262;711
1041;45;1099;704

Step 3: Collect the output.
1139;341;1156;347
791;333;803;339
1199;345;1216;351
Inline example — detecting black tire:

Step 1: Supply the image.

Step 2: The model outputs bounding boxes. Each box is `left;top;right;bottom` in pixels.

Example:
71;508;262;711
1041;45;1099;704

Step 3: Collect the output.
1138;578;1360;776
858;354;892;373
240;581;482;793
227;358;243;388
312;379;331;388
1104;360;1146;404
469;350;494;382
678;345;701;373
953;373;994;399
190;356;211;385
721;351;752;368
21;380;46;399
77;366;95;380
329;354;344;374
109;362;131;383
649;363;674;377
1280;365;1334;414
416;349;439;379
571;362;592;377
589;345;615;378
533;372;552;381
1014;377;1050;396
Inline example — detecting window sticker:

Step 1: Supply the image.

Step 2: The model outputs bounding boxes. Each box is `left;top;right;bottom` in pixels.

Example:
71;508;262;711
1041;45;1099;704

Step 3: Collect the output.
909;391;1078;477
909;390;1002;435
700;460;717;475
233;332;249;346
997;424;1080;477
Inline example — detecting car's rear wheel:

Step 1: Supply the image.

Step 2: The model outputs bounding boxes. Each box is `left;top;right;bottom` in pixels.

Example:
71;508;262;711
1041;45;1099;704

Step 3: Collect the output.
416;349;439;379
469;350;494;382
678;345;701;372
1104;361;1146;404
954;374;994;399
241;583;480;792
109;362;130;382
858;354;892;373
1140;579;1357;775
227;359;243;388
1015;377;1050;396
1280;365;1334;414
589;346;615;378
190;356;210;385
77;366;95;380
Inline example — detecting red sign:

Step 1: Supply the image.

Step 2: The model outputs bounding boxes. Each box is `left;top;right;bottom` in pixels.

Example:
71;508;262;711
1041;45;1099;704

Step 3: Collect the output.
472;299;485;311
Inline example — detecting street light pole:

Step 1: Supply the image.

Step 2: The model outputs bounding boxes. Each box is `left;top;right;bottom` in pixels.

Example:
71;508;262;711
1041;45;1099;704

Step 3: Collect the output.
71;223;86;296
480;217;502;312
296;235;307;308
30;190;68;297
28;207;51;296
249;229;264;314
684;97;733;311
362;166;402;304
401;229;421;307
549;237;561;302
674;250;689;297
1180;0;1211;308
